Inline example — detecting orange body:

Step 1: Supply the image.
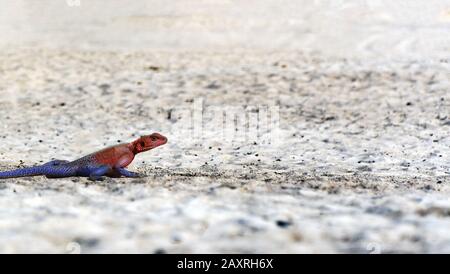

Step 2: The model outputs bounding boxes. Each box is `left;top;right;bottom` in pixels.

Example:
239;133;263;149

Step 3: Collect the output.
94;144;135;168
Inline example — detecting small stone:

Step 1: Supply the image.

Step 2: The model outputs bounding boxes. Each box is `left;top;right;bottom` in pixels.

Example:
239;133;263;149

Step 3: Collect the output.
276;220;292;228
153;248;166;254
147;66;161;71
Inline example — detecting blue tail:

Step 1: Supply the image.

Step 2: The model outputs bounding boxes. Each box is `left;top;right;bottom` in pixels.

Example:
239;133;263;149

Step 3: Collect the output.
0;166;44;179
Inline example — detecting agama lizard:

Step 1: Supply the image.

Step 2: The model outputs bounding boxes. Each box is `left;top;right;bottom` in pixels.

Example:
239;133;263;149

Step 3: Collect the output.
0;133;167;181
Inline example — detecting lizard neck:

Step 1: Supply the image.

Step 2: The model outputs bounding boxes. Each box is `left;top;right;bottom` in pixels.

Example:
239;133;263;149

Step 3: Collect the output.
128;142;140;155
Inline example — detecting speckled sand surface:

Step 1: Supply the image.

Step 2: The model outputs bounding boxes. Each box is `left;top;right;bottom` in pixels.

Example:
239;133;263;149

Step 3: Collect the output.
1;1;450;253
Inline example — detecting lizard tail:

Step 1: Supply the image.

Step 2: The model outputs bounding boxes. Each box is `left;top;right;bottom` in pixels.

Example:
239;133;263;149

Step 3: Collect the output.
0;166;44;179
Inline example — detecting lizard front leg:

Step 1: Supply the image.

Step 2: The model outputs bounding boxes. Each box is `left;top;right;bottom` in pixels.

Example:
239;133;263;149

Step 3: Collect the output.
115;167;143;178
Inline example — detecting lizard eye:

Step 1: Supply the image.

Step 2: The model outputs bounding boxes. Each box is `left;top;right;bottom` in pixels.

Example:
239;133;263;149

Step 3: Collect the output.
151;137;157;141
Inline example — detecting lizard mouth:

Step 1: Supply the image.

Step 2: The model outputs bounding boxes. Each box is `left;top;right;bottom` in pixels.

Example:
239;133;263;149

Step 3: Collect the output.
152;133;168;146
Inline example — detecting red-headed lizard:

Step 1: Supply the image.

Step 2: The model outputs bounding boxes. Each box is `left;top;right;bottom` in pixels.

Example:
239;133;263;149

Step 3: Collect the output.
0;133;167;181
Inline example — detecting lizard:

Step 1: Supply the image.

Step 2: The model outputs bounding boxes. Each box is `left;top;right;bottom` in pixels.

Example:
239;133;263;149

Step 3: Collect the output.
0;133;167;181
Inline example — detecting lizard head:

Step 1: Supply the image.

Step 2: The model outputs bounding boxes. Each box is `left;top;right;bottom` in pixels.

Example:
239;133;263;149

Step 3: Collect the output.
131;133;168;154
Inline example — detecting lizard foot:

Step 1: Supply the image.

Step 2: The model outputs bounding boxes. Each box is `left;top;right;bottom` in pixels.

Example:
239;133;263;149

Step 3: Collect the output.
115;167;144;178
88;175;106;181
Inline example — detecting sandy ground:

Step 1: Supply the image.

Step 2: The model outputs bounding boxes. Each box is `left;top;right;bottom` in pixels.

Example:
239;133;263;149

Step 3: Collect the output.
0;1;450;253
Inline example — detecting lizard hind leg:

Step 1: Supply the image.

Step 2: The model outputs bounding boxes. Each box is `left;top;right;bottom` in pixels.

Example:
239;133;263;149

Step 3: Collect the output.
88;165;111;181
43;159;70;167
